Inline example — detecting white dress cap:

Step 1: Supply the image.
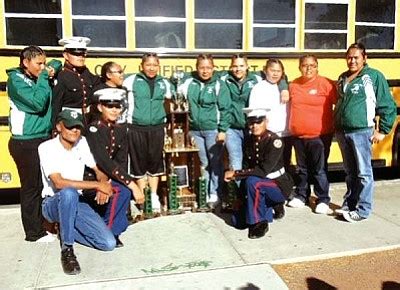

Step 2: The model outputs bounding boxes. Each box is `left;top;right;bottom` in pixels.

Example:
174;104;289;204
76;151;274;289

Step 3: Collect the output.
242;107;270;118
58;36;91;49
94;88;126;103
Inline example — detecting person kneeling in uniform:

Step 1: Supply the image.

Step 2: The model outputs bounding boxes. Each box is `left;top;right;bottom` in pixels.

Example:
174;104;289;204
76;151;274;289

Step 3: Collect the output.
224;108;293;239
86;88;145;246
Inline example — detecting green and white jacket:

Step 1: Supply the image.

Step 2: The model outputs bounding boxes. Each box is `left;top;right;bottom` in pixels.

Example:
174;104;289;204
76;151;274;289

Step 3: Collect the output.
7;68;53;140
334;64;396;134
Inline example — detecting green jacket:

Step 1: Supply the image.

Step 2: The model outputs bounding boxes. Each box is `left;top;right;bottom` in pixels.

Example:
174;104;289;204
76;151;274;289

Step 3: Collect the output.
220;71;262;129
179;72;231;132
334;64;396;134
123;72;174;126
7;67;54;140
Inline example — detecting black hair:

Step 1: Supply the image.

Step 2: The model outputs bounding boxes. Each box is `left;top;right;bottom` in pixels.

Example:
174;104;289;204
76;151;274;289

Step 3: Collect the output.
196;54;214;68
100;61;118;82
346;42;367;58
19;46;45;69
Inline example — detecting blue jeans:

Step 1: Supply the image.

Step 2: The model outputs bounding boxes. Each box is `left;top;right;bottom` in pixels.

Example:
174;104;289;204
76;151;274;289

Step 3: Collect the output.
225;128;245;171
245;176;286;224
42;187;116;251
336;128;374;218
190;130;224;200
293;135;332;204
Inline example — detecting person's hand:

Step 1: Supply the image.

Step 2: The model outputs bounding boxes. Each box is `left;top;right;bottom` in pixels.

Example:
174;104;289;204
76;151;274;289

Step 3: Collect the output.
97;180;113;196
216;132;226;143
128;182;145;204
45;66;56;78
370;130;385;144
224;170;235;182
95;191;109;205
280;90;290;104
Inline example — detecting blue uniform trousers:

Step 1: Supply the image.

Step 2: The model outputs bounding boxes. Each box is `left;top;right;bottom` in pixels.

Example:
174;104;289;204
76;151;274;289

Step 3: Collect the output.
245;176;286;225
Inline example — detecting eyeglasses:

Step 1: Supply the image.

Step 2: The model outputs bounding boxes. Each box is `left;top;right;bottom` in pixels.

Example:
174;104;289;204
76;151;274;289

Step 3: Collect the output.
65;125;82;131
247;119;265;126
108;70;124;74
301;64;317;69
102;103;122;109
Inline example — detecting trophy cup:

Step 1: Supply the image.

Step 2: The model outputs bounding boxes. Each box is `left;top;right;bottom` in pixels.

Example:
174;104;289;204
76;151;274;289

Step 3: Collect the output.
172;70;186;112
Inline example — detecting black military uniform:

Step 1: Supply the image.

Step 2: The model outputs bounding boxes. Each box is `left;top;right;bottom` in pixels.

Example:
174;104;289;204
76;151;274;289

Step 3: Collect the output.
233;127;293;239
84;88;132;247
52;62;99;125
52;36;100;126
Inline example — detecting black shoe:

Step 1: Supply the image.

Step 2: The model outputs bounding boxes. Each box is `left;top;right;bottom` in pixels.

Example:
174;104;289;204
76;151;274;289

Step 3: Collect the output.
248;221;269;239
61;247;81;275
115;236;124;248
273;203;285;220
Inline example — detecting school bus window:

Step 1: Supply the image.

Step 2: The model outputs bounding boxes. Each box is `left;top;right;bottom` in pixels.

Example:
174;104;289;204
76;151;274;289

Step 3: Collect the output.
73;20;126;48
355;0;395;49
195;0;243;49
72;0;125;15
5;0;62;46
135;0;186;49
136;22;185;49
5;0;61;14
135;0;185;17
72;0;126;48
304;2;348;50
252;0;296;48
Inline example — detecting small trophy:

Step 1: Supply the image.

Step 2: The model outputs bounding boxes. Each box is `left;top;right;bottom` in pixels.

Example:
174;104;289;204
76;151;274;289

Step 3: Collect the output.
172;70;186;112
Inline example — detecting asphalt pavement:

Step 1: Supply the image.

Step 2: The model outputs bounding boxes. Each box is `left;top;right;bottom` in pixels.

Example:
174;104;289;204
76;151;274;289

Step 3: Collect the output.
1;179;400;290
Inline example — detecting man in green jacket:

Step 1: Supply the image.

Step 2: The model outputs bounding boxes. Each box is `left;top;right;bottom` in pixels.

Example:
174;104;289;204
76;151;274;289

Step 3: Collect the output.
334;42;396;222
7;45;61;242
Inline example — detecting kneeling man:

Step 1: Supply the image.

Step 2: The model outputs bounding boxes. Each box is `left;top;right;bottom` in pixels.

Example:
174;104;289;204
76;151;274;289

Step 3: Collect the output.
224;108;293;239
39;110;119;275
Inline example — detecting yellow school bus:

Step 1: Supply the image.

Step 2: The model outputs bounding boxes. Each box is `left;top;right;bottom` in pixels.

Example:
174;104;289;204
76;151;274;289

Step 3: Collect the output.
1;0;400;189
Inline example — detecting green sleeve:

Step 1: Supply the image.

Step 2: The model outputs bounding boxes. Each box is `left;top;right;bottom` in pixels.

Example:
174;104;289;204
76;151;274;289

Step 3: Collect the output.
278;74;289;91
375;72;397;134
8;70;52;114
217;80;232;132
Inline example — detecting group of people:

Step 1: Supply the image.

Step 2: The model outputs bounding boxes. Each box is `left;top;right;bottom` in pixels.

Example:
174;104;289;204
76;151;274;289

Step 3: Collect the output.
7;35;397;274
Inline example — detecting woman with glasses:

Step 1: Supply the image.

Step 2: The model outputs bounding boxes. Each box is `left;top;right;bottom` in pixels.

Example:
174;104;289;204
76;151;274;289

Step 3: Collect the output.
52;37;100;126
178;54;231;208
123;53;174;214
287;55;337;215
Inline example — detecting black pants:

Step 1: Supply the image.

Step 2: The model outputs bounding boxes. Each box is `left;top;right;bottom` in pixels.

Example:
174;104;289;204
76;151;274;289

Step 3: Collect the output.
9;137;48;241
292;134;332;204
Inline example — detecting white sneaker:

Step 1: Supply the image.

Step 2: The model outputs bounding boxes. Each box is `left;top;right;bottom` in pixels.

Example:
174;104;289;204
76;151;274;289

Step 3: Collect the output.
287;198;305;208
315;203;330;214
207;194;219;209
334;206;349;215
151;193;161;213
36;232;56;243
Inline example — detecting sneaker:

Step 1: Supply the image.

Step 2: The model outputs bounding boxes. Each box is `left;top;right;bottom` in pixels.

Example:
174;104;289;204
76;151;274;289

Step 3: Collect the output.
287;197;305;208
61;247;81;275
151;193;161;213
334;206;349;216
315;203;330;214
35;232;56;243
343;211;366;223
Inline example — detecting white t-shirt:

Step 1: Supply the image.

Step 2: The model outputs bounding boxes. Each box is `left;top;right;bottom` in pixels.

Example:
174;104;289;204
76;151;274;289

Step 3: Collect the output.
248;80;290;137
39;136;96;197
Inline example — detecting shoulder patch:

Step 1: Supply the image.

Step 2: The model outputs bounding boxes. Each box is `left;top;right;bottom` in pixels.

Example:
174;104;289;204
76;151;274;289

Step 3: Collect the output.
273;139;282;148
89;126;98;133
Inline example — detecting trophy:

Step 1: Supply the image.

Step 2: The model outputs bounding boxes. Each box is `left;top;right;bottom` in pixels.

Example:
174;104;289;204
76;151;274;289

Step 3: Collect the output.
172;70;186;112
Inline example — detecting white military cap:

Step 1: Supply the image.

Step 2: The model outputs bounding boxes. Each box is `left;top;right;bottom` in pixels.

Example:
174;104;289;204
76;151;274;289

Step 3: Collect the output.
242;107;270;118
94;88;126;103
59;36;91;50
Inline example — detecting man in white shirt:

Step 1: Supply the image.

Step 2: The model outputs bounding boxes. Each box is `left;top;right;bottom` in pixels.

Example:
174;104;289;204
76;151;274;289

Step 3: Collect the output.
39;110;116;275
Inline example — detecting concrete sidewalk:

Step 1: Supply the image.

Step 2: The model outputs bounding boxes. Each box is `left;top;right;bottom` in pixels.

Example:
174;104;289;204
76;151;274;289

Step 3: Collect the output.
1;179;400;290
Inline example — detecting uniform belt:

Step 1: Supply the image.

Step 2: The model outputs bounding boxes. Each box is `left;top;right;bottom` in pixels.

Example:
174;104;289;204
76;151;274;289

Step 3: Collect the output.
266;167;285;179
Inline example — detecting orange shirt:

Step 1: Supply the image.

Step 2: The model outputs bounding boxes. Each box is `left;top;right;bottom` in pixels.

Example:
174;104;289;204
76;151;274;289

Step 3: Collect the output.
289;75;337;138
